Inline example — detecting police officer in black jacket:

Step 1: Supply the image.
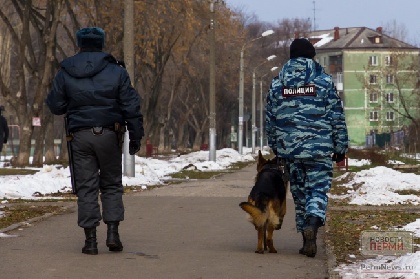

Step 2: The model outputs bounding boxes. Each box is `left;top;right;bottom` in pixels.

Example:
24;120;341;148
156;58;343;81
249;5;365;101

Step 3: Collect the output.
46;27;144;255
0;106;9;153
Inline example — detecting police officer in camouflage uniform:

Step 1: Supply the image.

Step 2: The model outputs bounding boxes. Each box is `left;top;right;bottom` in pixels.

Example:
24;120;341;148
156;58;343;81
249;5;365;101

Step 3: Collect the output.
46;27;144;255
265;38;348;257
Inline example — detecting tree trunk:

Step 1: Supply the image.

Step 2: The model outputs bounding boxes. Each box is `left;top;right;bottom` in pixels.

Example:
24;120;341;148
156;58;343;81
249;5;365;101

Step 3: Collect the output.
192;131;203;151
176;122;186;151
158;126;164;152
59;128;68;164
15;121;33;167
32;126;44;167
43;109;56;164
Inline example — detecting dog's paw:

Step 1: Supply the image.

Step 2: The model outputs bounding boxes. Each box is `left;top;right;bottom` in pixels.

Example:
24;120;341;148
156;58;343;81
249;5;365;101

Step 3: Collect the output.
269;248;277;253
255;249;264;254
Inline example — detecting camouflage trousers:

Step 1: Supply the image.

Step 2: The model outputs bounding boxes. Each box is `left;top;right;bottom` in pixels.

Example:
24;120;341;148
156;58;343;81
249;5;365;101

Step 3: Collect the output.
287;157;333;232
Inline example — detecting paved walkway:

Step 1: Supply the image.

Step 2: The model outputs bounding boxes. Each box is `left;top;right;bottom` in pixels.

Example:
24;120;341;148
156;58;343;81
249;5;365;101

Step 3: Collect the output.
0;164;329;279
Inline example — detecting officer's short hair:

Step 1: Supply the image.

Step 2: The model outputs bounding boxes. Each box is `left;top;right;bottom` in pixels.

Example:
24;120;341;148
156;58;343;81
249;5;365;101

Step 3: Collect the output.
76;27;105;49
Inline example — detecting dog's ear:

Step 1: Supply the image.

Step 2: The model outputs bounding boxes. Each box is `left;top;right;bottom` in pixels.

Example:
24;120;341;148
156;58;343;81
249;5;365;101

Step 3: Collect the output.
257;150;267;168
258;150;263;163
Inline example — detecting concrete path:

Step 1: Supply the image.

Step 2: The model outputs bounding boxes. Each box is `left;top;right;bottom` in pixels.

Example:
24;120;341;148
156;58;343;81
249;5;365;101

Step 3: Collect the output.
0;164;329;279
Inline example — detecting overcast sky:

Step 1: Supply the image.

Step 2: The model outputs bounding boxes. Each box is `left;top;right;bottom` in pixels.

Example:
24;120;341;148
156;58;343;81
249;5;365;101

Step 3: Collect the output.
225;0;420;44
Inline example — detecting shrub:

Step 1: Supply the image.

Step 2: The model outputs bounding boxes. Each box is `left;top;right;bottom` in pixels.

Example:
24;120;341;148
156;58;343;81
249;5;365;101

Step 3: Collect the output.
348;147;387;165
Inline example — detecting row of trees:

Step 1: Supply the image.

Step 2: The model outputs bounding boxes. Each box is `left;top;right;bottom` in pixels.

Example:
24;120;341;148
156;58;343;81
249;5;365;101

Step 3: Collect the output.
5;1;415;167
0;0;312;167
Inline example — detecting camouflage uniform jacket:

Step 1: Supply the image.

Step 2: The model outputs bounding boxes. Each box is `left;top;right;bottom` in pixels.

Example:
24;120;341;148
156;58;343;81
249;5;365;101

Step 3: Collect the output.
265;58;348;158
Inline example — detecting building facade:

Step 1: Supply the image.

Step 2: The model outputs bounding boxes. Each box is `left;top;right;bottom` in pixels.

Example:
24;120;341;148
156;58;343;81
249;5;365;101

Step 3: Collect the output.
306;27;419;146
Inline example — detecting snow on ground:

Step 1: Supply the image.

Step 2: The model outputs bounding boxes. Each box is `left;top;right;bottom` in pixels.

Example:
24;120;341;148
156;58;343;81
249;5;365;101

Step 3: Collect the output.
333;154;420;278
335;252;420;279
348;158;371;166
0;148;256;200
330;166;420;205
1;148;420;277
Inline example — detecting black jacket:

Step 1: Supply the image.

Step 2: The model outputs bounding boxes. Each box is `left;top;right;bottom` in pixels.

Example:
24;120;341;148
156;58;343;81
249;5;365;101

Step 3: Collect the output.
0;114;8;144
46;51;144;141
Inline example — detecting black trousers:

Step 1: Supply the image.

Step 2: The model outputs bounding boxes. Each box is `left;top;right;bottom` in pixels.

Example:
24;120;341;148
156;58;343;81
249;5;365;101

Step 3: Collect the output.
71;128;124;228
0;135;4;152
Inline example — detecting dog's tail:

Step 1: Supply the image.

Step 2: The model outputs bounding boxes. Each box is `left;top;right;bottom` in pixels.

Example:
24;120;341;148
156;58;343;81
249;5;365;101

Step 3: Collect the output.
239;202;266;228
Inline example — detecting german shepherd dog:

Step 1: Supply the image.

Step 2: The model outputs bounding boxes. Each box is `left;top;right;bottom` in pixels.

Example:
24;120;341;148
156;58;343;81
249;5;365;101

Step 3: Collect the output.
239;151;288;254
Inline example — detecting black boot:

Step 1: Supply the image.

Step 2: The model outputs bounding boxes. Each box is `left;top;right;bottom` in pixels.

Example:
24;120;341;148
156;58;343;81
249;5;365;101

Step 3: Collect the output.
303;216;322;257
299;232;306;255
82;228;98;255
106;222;123;252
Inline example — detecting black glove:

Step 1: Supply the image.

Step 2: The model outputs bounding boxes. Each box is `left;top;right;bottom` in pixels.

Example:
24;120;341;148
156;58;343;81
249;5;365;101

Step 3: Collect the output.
332;153;346;163
129;140;141;155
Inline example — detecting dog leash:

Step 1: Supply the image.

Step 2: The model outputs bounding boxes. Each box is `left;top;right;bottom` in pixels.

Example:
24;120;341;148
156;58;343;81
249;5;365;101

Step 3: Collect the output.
276;156;290;182
274;135;289;182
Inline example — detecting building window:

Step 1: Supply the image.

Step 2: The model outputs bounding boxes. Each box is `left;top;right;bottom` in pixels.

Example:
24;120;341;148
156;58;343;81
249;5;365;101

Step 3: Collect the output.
386;111;394;121
386;74;394;84
337;72;343;83
370;111;379;121
369;56;378;66
386;92;394;103
385;56;393;66
369;75;377;84
369;93;378;103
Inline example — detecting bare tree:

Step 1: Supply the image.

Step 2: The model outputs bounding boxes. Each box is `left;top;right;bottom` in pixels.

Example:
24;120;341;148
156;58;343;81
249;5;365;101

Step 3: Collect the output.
358;49;420;150
0;0;65;167
383;20;409;43
0;0;280;165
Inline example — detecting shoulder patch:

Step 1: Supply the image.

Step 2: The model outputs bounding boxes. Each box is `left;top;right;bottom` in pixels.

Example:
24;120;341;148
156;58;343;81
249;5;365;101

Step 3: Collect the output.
282;84;316;97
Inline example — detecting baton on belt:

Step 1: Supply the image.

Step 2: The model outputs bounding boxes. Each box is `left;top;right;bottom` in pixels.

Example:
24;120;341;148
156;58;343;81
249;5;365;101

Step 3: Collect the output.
64;116;77;194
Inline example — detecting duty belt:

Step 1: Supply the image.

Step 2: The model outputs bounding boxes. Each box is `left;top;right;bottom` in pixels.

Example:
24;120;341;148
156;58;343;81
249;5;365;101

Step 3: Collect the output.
71;126;115;135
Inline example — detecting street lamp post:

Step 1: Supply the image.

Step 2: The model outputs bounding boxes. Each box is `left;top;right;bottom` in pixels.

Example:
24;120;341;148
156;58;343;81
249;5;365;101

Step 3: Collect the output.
259;66;279;149
208;0;225;161
238;29;274;155
123;0;135;177
238;30;274;154
251;55;276;154
209;1;216;161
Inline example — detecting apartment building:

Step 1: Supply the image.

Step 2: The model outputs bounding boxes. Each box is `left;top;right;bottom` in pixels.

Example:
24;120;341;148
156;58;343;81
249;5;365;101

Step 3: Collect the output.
305;27;419;146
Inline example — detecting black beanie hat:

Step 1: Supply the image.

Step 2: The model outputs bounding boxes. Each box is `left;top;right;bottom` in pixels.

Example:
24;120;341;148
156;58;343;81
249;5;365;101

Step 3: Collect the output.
290;38;316;59
76;27;105;49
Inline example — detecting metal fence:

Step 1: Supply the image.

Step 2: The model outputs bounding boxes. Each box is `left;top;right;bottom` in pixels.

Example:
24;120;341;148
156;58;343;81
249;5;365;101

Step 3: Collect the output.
365;129;407;149
1;125;62;161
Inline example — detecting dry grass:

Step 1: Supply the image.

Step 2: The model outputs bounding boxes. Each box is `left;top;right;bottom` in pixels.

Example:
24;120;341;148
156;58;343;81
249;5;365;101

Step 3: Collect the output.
327;147;420;274
0;203;71;230
326;209;420;265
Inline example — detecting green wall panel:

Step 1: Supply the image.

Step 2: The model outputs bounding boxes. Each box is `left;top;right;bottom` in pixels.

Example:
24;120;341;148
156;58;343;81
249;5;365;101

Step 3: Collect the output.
345;110;366;145
343;91;365;107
